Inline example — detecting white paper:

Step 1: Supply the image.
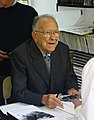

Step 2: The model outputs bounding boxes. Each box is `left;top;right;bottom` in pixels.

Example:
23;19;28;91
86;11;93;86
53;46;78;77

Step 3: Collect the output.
56;101;76;115
7;105;56;120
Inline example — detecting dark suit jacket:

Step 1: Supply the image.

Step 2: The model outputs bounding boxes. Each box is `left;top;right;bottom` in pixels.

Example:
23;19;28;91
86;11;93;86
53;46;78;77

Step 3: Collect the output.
10;39;78;106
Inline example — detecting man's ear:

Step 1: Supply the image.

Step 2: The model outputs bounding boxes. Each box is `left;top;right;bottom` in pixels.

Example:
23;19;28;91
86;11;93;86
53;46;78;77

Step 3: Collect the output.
32;31;38;43
32;31;36;39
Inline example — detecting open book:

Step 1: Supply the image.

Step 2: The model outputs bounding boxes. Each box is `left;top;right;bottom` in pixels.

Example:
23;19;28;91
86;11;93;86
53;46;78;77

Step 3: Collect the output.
7;105;56;120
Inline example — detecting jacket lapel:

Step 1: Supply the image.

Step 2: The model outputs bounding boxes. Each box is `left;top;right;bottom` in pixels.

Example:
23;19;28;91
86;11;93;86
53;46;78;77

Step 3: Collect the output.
29;40;50;86
50;50;61;92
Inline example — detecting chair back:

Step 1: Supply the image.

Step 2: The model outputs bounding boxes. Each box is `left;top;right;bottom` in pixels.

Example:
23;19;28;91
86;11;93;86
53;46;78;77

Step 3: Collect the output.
3;76;11;104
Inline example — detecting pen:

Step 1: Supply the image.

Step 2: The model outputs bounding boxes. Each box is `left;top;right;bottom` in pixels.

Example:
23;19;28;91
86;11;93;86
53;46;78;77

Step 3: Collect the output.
56;84;64;98
56;93;59;98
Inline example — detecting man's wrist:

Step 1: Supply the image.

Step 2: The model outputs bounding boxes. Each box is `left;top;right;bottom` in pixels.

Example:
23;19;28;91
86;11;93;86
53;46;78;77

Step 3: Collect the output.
67;88;75;94
41;95;47;105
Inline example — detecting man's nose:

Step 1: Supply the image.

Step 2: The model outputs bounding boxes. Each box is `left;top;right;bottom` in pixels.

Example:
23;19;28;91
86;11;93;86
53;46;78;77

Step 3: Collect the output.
50;33;56;39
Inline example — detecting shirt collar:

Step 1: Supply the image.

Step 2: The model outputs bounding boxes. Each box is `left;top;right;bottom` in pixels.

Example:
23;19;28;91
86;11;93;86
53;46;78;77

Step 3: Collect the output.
12;0;17;6
38;47;50;57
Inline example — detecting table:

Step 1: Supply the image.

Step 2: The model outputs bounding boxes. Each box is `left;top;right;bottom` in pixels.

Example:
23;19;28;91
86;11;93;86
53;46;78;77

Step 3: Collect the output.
0;102;77;120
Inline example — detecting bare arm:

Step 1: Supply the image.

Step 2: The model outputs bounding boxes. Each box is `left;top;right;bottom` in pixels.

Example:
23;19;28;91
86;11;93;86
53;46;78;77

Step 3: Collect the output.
0;50;10;62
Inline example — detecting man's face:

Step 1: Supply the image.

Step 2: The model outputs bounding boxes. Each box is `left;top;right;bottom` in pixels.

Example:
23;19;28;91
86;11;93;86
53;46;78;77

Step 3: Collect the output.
32;18;60;54
0;0;14;8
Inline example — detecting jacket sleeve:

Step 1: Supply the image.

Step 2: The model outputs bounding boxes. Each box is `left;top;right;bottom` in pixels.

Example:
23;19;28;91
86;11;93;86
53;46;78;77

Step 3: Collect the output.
62;46;78;93
10;49;43;106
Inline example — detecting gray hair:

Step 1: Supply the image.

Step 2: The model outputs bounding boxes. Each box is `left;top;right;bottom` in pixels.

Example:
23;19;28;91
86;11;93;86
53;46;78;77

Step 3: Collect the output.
32;14;57;31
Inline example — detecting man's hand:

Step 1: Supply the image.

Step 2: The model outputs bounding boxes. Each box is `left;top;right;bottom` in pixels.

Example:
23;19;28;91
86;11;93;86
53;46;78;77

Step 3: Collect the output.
41;94;64;109
0;50;10;62
67;88;81;97
72;99;82;109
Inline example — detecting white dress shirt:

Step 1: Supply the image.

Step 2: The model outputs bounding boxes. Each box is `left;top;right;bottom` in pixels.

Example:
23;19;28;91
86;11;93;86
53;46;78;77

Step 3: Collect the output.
12;0;17;6
76;57;94;120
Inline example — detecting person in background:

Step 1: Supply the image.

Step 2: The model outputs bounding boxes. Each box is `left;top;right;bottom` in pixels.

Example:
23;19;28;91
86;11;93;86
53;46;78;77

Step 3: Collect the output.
10;14;80;109
0;0;38;105
73;57;94;120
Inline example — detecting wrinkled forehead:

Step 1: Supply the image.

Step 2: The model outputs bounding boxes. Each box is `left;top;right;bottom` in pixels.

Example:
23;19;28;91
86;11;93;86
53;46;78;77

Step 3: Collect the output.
37;17;59;30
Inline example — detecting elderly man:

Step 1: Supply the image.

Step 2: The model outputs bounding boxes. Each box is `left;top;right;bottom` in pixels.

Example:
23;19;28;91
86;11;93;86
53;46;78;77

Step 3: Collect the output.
10;14;80;109
0;0;38;105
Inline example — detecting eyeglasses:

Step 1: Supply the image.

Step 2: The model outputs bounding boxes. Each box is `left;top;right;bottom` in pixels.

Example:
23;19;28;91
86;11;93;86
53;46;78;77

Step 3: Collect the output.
35;30;60;38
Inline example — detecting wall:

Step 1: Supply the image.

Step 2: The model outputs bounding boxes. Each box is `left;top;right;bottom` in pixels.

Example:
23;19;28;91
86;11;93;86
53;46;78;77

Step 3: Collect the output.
85;8;94;26
28;0;94;28
28;0;57;15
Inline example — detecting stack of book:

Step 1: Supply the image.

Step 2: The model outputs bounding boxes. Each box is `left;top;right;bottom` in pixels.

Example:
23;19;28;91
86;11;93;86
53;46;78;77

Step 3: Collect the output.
57;0;94;6
60;31;88;53
57;0;84;5
60;28;94;89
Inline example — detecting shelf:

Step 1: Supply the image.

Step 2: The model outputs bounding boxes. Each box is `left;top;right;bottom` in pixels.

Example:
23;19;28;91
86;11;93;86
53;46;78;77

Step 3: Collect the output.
56;4;94;11
61;26;94;36
70;50;94;89
60;32;94;89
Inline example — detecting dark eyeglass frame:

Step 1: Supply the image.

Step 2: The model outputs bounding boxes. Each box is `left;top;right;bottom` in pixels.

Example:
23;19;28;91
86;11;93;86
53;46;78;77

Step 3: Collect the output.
34;30;60;37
